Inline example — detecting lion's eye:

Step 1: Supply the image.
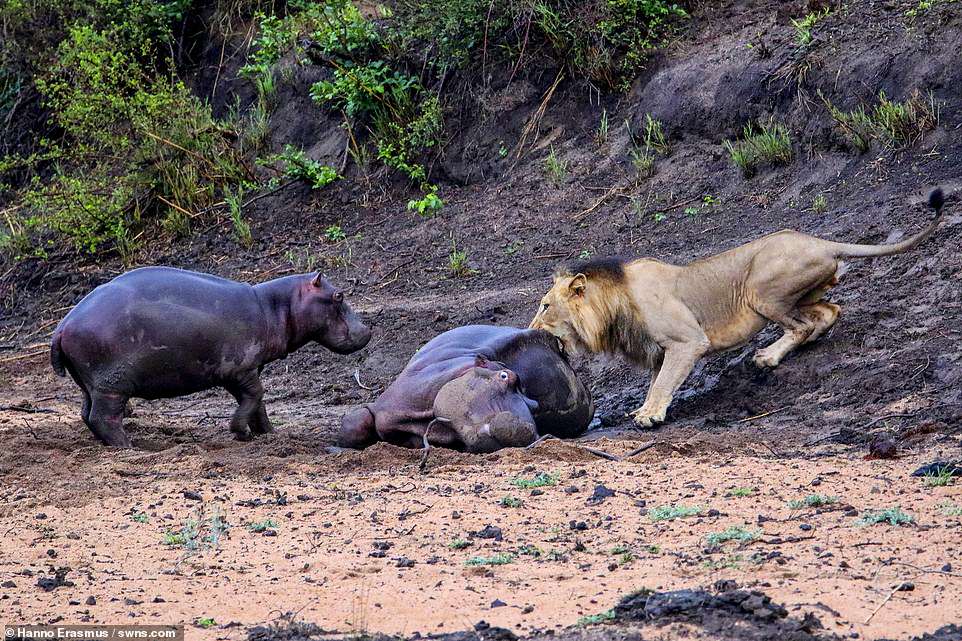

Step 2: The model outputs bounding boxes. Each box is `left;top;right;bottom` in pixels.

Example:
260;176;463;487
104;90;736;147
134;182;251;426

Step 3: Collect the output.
499;371;509;381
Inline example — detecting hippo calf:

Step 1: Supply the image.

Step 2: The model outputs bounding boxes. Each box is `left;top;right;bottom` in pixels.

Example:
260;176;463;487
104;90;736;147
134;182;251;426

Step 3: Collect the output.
51;266;371;447
339;325;592;452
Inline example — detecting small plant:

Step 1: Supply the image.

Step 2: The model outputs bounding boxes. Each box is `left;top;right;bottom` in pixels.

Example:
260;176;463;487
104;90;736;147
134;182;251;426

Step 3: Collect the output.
703;554;745;570
649;504;704;522
518;544;543;557
705;526;760;549
812;194;828;213
500;496;523;508
579;249;592;260
630;146;655;179
270;145;339;188
498;143;509;158
504;240;524;255
702;194;720;207
644;544;661;555
906;0;958;18
791;8;830;47
940;502;962;517
449;538;472;550
684;206;700;217
162;508;229;550
596;109;610;146
448;241;477;278
924;467;955;487
546;549;567;562
788;494;839;509
247;519;277;533
407;186;444;217
194;618;216;629
609;543;630;555
723;120;793;176
728;487;754;497
324;225;346;242
544;146;569;185
225;186;252;247
465;553;514;566
641;114;669;154
511;472;559;489
822;90;938;152
130;512;149;523
856;507;915;526
577;610;615;626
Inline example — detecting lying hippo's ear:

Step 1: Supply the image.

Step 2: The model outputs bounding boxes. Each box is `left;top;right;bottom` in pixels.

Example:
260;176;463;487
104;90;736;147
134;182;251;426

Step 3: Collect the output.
312;272;323;287
473;354;489;367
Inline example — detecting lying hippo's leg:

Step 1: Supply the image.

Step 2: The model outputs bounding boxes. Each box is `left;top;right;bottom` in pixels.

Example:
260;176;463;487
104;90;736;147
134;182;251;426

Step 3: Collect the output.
225;372;264;441
80;388;92;425
338;406;378;448
86;391;132;447
249;402;273;436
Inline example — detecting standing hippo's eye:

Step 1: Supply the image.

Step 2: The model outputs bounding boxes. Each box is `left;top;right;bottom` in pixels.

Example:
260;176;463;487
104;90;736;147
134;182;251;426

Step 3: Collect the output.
499;371;509;381
332;291;344;303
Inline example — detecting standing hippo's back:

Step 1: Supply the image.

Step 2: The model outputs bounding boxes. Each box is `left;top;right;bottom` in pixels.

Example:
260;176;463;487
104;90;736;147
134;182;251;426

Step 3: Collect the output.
55;267;269;398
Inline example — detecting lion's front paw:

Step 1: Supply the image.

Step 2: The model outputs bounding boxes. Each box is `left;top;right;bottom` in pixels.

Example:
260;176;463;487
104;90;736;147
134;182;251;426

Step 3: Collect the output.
752;349;781;369
629;404;667;428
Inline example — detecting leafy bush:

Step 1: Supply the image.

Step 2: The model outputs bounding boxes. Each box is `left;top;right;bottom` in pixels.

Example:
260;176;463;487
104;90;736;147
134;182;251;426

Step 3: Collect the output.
267;145;340;189
723;120;793;176
821;90;938;152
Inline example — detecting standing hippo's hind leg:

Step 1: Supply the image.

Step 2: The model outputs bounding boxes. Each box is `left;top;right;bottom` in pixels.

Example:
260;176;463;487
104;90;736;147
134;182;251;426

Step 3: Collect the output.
86;391;132;447
225;372;264;441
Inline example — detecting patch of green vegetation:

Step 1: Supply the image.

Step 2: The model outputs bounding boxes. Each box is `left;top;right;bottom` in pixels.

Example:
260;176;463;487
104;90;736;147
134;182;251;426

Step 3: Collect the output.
639;114;669;154
906;0;959;18
788;494;839;509
649;504;704;522
465;553;514;566
500;496;523;508
723;120;793;177
448;240;477;278
923;467;955;487
856;507;915;527
518;544;543;557
595;109;610;146
224;185;252;247
644;544;661;555
543;146;569;186
130;511;149;524
577;610;615;626
821;90;938;152
511;472;559;489
407;186;444;217
194;617;216;629
630;146;655;179
324;225;346;242
728;487;754;497
940;502;962;517
702;554;744;570
812;193;828;213
705;526;760;549
546;549;567;562
449;538;472;550
247;519;277;533
162;509;230;550
791;8;830;47
265;145;339;189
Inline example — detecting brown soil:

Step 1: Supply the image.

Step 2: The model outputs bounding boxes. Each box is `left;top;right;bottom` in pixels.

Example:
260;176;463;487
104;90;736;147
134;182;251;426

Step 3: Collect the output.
2;1;962;640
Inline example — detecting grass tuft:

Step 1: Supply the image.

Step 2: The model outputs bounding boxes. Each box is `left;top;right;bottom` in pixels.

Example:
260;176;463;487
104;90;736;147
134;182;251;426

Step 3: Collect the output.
649;504;704;522
705;526;760;548
788;494;839;509
511;472;559;489
465;553;514;566
723;120;793;176
856;507;914;527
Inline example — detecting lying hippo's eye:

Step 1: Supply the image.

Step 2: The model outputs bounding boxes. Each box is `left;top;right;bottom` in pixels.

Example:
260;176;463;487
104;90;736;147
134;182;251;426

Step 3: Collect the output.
499;371;509;381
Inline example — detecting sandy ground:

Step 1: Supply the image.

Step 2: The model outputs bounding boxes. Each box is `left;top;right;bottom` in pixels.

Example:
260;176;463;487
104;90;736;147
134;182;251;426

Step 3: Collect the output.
1;394;960;640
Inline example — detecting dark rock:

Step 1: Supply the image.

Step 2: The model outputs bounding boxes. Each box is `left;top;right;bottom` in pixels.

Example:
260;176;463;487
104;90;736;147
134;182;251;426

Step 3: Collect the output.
867;437;897;460
895;582;915;591
183;490;203;501
1;581;15;588
586;484;616;506
569;521;588;531
85;596;96;606
473;525;503;541
396;557;415;568
490;599;507;608
564;485;579;494
911;462;962;477
36;567;74;592
800;523;813;531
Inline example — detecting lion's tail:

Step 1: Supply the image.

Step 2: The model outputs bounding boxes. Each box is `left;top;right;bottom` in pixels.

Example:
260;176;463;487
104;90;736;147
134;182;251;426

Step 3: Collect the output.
830;188;945;259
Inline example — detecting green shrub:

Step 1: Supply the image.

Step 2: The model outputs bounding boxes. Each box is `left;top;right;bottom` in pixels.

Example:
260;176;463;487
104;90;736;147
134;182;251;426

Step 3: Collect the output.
705;526;760;548
649;504;704;521
407;186;444;217
822;90;938;152
267;145;340;188
723;120;793;176
856;507;914;526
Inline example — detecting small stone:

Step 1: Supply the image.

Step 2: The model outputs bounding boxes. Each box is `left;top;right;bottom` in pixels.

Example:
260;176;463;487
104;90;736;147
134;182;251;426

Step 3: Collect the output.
569;520;588;531
895;582;914;592
490;599;507;608
941;563;952;573
586;484;615;506
396;557;415;568
810;478;822;487
1;581;15;588
521;605;534;614
86;596;96;606
564;485;579;494
530;489;544;497
451;511;461;520
182;490;202;502
799;523;813;531
707;509;721;517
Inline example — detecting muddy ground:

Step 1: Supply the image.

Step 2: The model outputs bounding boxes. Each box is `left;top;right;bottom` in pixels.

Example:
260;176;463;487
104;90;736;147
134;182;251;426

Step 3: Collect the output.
1;0;961;639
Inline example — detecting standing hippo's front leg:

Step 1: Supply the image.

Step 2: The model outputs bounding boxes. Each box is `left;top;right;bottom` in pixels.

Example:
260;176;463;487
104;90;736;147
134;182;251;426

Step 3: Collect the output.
248;402;274;436
225;371;265;441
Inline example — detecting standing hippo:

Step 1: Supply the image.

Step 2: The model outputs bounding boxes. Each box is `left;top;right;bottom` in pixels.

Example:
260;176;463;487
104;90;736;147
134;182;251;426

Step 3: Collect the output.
339;325;592;452
51;267;371;447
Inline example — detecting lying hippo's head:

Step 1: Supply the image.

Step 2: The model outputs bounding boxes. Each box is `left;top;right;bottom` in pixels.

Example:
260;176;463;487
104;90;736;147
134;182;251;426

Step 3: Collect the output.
433;364;539;453
297;273;372;354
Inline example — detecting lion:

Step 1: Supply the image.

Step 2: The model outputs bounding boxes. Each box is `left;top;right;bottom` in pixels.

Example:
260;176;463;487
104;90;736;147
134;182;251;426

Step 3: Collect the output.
529;188;946;428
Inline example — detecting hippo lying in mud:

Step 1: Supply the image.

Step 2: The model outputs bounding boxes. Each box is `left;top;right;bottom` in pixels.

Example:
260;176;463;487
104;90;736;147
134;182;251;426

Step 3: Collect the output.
339;325;593;452
51;267;371;447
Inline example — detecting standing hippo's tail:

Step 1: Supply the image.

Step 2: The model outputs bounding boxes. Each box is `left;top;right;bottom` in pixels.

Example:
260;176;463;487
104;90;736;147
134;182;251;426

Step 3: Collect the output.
50;328;67;376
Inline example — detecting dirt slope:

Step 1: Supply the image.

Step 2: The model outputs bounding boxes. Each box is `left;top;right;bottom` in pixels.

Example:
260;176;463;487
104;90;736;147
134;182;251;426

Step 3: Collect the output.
1;1;961;639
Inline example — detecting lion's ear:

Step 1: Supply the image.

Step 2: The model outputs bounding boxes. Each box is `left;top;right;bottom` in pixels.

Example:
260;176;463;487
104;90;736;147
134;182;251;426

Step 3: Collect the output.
568;273;587;297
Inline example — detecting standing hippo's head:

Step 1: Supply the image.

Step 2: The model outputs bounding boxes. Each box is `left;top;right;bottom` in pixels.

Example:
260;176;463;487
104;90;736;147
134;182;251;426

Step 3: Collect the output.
433;363;539;453
296;274;372;354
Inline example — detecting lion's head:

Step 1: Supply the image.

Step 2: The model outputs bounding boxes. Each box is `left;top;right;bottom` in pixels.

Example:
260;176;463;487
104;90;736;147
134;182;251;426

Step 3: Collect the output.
529;258;628;357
